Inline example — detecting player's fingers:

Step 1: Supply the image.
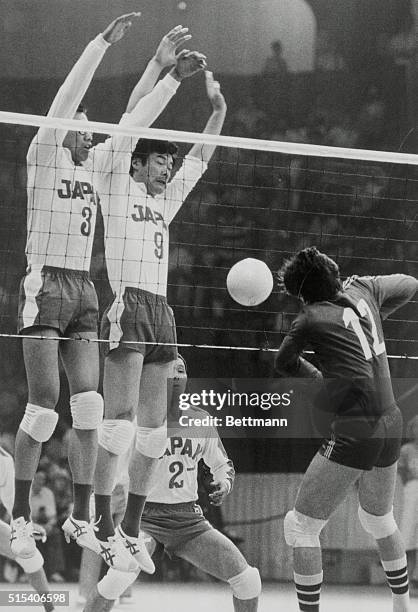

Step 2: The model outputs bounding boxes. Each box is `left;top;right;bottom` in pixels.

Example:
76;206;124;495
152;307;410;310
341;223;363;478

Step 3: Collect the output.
175;49;190;59
174;34;192;47
117;12;141;22
171;26;189;40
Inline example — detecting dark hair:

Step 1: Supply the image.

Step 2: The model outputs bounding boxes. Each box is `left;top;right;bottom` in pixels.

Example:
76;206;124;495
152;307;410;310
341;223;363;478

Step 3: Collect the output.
278;247;341;303
130;138;178;176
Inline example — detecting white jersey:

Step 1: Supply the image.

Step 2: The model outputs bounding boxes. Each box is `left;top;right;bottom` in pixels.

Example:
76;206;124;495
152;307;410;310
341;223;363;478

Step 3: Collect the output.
26;34;180;272
100;154;207;296
0;446;15;517
147;411;235;504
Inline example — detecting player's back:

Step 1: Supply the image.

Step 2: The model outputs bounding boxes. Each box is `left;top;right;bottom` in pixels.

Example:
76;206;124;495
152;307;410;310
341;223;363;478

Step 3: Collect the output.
303;274;417;416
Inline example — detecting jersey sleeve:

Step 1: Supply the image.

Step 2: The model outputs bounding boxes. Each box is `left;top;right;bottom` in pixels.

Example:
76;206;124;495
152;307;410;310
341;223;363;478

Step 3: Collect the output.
202;433;235;493
357;275;418;320
27;35;110;165
90;74;180;179
275;313;310;374
163;154;208;224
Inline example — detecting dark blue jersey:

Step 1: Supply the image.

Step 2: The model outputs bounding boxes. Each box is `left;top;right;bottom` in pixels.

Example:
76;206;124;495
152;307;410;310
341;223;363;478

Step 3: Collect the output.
276;274;417;419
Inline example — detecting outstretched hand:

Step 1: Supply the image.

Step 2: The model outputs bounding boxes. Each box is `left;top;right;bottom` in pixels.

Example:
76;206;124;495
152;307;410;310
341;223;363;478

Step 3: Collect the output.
102;12;141;44
154;25;192;68
172;49;207;80
205;71;226;112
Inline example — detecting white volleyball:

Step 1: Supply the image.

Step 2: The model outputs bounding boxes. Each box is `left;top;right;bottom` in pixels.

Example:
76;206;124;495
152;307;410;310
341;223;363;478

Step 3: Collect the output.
226;258;273;306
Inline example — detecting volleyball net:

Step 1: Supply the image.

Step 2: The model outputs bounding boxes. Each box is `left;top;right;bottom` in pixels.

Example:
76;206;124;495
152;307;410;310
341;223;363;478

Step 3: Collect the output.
0;110;417;372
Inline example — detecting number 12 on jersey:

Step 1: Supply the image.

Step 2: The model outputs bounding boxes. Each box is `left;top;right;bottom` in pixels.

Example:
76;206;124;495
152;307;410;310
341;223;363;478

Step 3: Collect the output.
343;298;386;360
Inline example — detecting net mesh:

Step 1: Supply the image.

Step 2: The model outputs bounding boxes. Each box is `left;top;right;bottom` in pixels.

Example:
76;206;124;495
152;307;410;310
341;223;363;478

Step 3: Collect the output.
0;112;417;370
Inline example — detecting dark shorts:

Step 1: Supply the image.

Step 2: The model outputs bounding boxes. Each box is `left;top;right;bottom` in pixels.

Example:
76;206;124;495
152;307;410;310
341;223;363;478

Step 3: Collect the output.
101;287;177;363
319;405;403;470
17;266;98;335
140;502;212;555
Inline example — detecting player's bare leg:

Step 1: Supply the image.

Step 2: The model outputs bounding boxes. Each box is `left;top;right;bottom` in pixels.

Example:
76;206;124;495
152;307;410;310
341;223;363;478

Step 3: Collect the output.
286;453;361;611
120;361;175;535
60;332;104;554
94;349;142;539
92;348;141;572
175;529;261;611
12;329;60;557
78;548;102;604
359;463;410;612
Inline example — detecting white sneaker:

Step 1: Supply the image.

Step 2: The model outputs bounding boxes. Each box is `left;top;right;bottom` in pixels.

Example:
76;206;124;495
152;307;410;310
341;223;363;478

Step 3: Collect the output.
116;525;155;574
62;515;100;554
97;534;139;573
10;517;36;559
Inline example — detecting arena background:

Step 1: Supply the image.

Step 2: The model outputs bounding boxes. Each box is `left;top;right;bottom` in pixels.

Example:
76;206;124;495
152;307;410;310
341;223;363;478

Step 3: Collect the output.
0;0;417;585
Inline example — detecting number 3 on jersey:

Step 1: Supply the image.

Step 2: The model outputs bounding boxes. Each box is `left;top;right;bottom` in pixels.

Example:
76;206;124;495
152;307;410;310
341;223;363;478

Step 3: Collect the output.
343;298;386;360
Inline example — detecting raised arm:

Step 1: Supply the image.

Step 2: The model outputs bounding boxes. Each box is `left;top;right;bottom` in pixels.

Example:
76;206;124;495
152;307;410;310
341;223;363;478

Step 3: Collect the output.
126;25;191;113
29;13;141;159
92;48;207;176
188;71;227;163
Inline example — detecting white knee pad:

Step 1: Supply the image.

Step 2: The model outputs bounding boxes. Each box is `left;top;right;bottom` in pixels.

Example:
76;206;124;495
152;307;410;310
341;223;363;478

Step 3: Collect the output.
97;568;138;601
70;391;103;430
228;566;262;600
284;509;327;548
16;549;44;574
20;404;58;443
135;423;167;459
358;506;397;539
98;419;136;455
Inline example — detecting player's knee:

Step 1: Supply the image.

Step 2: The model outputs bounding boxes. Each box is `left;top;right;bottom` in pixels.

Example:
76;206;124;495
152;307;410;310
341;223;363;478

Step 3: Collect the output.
228;566;261;600
97;568;137;601
20;404;58;443
135;423;167;459
284;509;327;548
98;419;136;455
16;549;44;574
70;391;103;430
358;506;397;539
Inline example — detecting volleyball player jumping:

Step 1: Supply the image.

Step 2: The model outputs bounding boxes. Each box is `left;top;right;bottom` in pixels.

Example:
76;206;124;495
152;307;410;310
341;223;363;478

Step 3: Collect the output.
275;247;417;612
92;70;226;574
12;13;192;573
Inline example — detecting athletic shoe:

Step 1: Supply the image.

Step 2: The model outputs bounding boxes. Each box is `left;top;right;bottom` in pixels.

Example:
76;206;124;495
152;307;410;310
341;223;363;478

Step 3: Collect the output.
10;517;36;559
97;534;139;573
116;525;155;574
62;515;100;554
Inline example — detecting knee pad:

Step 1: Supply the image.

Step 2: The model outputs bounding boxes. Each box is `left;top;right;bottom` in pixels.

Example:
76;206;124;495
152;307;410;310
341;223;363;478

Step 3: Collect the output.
98;419;136;455
70;391;103;430
20;404;58;443
358;506;397;539
284;509;327;548
228;566;261;600
97;568;138;601
135;423;167;459
16;549;44;574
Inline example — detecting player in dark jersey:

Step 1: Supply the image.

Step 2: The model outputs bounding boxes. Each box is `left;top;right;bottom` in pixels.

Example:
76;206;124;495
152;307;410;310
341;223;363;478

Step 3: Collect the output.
275;247;417;612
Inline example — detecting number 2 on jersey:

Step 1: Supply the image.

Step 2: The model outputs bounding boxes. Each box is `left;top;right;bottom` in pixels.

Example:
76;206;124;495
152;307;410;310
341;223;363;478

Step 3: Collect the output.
168;461;184;488
343;298;386;360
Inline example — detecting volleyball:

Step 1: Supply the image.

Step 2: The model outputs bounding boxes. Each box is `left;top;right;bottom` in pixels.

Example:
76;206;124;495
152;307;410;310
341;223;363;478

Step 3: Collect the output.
226;258;273;306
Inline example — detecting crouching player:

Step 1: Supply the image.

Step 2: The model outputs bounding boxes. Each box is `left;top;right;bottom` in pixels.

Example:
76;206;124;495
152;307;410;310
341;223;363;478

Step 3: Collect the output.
83;356;261;612
0;444;55;612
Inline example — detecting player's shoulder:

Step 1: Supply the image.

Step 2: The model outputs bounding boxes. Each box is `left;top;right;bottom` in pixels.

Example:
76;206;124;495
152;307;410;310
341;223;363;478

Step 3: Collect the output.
187;405;211;419
343;275;377;299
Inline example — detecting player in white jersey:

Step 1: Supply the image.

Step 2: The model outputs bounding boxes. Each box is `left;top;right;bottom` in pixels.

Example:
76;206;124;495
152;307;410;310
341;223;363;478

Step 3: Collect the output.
93;71;227;574
12;13;199;573
0;444;56;612
83;357;261;612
